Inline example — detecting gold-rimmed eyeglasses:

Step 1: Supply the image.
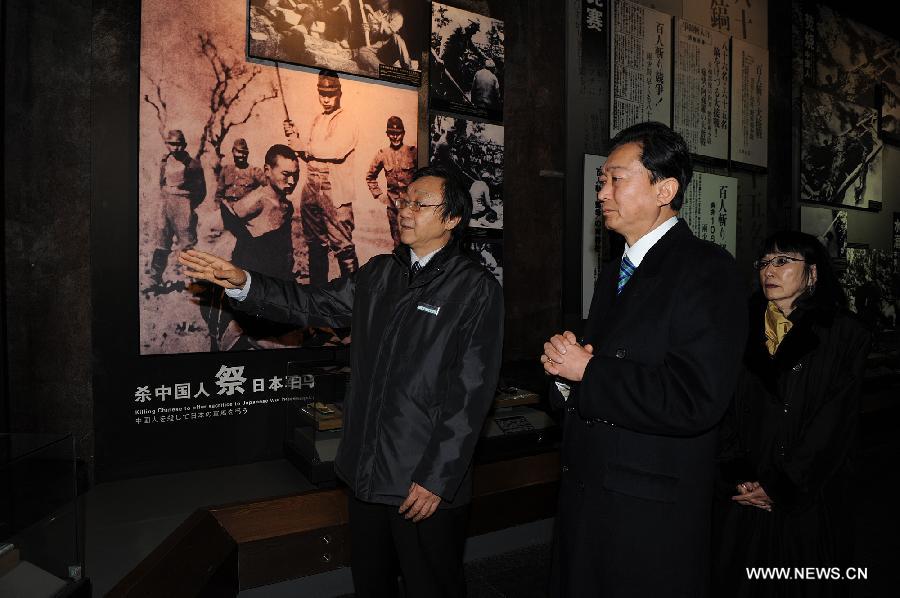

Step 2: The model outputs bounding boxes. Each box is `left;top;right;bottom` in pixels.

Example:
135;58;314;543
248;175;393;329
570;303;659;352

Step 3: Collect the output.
393;198;445;212
753;255;806;270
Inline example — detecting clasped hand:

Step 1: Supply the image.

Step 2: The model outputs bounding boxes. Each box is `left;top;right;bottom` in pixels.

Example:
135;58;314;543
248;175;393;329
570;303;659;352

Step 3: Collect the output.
732;481;773;512
541;330;594;382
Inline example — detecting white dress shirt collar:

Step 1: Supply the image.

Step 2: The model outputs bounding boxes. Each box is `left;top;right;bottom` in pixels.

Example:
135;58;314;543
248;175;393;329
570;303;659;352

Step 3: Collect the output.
623;216;679;268
410;244;444;268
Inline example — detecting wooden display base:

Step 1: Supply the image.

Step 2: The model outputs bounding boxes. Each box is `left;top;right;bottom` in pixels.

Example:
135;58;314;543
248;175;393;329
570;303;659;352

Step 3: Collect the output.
298;402;343;431
110;451;560;596
492;387;541;409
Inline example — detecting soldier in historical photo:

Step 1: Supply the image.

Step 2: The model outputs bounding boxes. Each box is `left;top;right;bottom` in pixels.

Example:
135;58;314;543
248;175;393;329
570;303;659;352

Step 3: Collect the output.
355;0;413;73
469;170;498;224
471;58;501;113
285;69;359;284
145;129;206;294
366;115;417;247
213;137;265;239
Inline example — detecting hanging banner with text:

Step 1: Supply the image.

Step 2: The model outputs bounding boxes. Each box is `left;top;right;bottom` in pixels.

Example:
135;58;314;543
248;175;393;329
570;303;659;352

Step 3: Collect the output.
583;154;607;319
681;171;737;255
674;19;730;160
731;38;768;168
610;0;672;138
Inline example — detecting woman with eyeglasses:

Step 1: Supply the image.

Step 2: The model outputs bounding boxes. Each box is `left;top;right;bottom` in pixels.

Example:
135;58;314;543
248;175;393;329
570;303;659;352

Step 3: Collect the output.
712;231;871;597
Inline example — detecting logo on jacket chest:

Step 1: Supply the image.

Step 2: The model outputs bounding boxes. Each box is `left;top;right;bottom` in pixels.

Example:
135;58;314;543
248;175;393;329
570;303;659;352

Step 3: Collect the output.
416;302;441;316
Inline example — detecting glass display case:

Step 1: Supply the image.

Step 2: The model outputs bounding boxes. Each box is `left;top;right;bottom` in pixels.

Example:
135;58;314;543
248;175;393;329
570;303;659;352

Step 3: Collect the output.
476;384;561;463
283;363;350;487
0;432;89;597
281;360;560;484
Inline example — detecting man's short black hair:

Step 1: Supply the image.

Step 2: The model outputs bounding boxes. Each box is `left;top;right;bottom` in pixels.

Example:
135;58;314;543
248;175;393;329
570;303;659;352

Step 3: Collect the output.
264;143;298;168
411;166;471;239
609;121;693;211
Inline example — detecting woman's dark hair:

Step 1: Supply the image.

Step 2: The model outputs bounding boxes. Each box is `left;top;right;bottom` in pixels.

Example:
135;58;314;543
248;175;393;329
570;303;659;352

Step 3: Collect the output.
608;121;693;211
411;166;471;239
759;231;847;313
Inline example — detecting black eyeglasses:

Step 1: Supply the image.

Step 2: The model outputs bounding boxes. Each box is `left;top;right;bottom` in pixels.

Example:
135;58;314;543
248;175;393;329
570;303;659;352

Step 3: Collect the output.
393;198;445;212
753;255;805;270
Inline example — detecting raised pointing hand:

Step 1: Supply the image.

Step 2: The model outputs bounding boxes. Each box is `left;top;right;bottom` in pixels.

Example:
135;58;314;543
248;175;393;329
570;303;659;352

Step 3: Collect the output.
178;249;248;289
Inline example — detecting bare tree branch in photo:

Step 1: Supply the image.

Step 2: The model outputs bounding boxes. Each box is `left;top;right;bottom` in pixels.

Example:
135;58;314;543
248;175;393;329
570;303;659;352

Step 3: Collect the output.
142;71;170;144
195;31;279;172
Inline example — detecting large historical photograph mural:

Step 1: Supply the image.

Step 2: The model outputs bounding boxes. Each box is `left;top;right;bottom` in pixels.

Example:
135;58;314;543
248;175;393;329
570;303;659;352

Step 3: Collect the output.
139;0;417;355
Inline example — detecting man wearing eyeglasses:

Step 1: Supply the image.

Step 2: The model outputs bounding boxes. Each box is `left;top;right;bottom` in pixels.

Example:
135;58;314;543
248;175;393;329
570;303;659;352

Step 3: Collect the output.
179;165;503;598
542;121;746;597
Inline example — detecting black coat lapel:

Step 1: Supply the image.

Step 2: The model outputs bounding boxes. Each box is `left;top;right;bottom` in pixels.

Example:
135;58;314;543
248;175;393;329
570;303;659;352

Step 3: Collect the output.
590;221;689;341
744;297;823;392
583;258;619;342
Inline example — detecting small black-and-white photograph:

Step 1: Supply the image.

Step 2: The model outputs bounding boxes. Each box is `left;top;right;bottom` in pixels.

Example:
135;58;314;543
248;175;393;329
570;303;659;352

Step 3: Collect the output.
429;113;504;230
800;206;848;259
800;88;883;209
806;4;900;107
248;0;426;85
842;248;897;331
467;237;503;287
430;3;504;122
880;80;900;143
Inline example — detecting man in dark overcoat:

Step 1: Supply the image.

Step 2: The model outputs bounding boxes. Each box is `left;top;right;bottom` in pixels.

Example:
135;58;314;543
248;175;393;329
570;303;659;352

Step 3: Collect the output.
542;121;747;597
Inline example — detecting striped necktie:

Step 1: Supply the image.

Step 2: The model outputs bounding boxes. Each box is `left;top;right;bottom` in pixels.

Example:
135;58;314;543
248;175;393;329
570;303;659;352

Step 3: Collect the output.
617;255;635;295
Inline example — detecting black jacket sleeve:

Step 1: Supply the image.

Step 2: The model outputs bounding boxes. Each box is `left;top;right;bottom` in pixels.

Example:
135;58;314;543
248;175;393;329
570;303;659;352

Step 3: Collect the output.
412;278;504;501
231;269;356;329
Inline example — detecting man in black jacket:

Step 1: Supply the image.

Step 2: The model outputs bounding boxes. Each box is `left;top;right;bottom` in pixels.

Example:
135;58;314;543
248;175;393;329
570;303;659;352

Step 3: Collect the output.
180;166;503;598
542;122;746;597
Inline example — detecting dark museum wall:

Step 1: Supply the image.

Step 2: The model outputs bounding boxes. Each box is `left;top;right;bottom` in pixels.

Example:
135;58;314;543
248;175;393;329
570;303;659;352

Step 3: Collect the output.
498;1;565;359
3;0;94;462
